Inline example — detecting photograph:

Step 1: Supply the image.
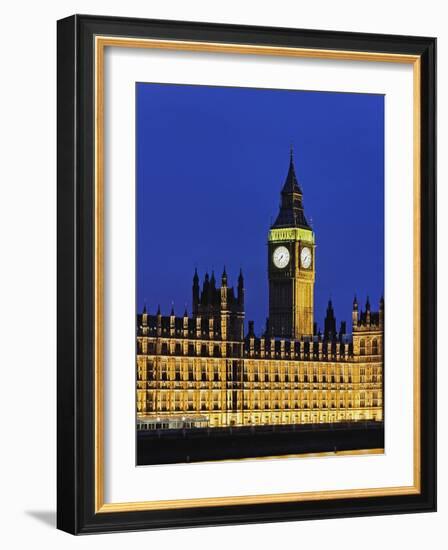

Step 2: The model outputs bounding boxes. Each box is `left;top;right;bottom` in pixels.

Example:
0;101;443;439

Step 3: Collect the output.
135;83;385;465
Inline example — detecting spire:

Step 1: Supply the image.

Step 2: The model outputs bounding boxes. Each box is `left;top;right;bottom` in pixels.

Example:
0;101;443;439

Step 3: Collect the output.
272;148;310;229
324;298;337;340
353;295;358;309
366;296;371;311
143;303;147;314
193;267;199;284
183;304;188;317
282;145;302;195
202;272;210;305
170;302;175;316
192;268;200;314
237;268;244;306
157;304;161;315
221;266;227;287
238;268;244;286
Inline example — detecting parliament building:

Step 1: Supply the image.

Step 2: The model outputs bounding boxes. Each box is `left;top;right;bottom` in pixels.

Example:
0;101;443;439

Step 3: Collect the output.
136;152;384;430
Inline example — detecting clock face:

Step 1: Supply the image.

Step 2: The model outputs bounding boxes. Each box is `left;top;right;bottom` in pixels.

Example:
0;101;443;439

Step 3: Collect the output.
300;246;312;269
273;246;290;269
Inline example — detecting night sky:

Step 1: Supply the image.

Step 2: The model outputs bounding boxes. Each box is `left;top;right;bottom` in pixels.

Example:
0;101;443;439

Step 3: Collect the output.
136;83;384;334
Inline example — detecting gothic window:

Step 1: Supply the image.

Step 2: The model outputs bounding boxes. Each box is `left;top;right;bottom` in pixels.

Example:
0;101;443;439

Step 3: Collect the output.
360;392;366;407
174;393;181;411
372;339;379;355
201;363;207;381
360;339;366;356
200;392;207;411
188;363;194;381
175;362;181;381
274;365;280;382
187;392;194;411
161;363;167;381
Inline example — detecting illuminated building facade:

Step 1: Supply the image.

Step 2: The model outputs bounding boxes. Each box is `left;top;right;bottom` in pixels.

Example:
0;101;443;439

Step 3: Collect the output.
136;152;384;430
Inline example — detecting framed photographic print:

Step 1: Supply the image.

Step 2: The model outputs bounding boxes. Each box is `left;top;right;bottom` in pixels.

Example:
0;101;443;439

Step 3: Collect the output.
57;15;436;534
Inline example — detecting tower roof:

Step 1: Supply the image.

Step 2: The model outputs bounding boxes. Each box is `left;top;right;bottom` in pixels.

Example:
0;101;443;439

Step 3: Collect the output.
272;148;311;229
282;147;303;195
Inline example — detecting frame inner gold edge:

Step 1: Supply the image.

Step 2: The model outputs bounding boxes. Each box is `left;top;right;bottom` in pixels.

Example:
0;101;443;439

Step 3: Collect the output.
94;35;421;513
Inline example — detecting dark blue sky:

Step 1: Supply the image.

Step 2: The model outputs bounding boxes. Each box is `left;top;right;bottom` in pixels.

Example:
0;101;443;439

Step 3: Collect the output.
136;83;384;334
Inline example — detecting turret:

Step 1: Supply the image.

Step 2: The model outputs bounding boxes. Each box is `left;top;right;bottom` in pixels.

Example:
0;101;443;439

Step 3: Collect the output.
237;268;244;307
221;266;227;287
324;299;337;341
352;295;359;326
192;268;199;314
210;270;216;303
365;296;371;325
202;272;210;305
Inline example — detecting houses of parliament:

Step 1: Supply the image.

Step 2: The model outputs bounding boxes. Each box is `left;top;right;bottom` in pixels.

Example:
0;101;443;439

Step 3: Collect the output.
136;151;384;430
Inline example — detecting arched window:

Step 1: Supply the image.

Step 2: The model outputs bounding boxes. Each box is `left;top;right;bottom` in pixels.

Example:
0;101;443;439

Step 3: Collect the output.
372;339;379;355
360;339;366;356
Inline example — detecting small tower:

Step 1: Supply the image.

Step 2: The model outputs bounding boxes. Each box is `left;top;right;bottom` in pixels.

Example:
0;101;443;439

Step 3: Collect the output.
192;269;199;314
352;296;383;358
352;295;359;327
202;272;210;305
324;299;337;341
210;270;217;303
237;269;244;307
221;266;227;287
365;296;371;325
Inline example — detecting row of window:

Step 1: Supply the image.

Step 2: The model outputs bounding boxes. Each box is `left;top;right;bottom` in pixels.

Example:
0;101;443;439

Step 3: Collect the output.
138;392;381;412
138;341;360;359
137;363;381;384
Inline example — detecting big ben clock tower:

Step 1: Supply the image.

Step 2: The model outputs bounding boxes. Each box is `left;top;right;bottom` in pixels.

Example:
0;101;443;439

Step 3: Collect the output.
268;149;315;339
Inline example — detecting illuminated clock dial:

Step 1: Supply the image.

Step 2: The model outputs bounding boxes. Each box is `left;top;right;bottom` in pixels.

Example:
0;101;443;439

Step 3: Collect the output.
300;246;312;269
273;246;290;269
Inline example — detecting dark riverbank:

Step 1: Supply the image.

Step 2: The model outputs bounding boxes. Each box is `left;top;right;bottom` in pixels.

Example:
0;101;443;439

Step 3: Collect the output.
137;421;384;465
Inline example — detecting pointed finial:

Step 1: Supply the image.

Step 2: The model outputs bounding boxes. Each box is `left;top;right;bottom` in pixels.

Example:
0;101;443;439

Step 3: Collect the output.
222;266;228;286
238;268;244;283
157;304;161;315
143;303;147;314
184;304;188;317
290;143;294;162
353;295;358;307
193;268;199;283
170;302;175;316
366;296;371;311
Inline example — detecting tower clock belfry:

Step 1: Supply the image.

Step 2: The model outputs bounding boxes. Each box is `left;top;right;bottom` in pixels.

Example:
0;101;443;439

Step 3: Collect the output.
268;148;315;339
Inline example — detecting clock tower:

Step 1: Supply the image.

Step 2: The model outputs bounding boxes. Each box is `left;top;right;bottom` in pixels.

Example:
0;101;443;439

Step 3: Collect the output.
268;149;315;339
